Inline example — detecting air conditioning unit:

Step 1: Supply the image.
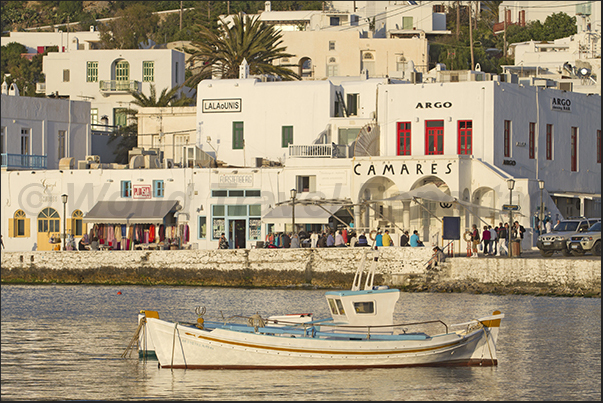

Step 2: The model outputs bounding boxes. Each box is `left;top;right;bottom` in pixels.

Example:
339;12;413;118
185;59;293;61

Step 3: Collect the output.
58;157;74;170
558;82;573;92
165;158;174;169
85;155;100;163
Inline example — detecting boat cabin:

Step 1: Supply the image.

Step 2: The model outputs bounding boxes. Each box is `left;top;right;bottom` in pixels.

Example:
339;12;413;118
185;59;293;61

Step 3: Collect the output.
325;287;400;328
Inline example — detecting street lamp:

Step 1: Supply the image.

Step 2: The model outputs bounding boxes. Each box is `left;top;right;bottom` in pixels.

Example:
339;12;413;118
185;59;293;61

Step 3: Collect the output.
290;188;297;234
538;180;544;234
61;194;68;251
507;179;515;258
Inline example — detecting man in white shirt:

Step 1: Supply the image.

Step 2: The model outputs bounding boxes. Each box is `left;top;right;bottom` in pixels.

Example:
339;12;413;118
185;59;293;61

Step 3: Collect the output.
310;231;319;248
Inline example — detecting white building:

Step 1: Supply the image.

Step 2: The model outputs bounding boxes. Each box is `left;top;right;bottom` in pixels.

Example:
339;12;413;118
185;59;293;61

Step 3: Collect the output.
502;30;601;95
2;72;600;253
1;92;91;171
218;1;447;79
42;48;187;140
498;1;601;34
1;27;102;55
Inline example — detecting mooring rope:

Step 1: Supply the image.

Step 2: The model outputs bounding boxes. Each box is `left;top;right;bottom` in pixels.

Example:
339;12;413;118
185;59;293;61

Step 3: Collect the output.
121;317;146;359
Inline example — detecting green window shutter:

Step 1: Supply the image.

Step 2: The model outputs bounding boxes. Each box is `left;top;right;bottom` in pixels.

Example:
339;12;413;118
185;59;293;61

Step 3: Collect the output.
233;122;244;149
143;61;154;82
87;61;98;82
282;126;293;147
116;60;129;81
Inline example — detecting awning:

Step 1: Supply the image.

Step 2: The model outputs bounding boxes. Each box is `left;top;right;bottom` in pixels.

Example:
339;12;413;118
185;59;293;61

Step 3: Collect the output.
83;200;181;224
262;205;342;224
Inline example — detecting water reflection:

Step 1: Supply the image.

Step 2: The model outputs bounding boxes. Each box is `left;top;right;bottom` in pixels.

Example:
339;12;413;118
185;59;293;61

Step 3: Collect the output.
1;285;600;400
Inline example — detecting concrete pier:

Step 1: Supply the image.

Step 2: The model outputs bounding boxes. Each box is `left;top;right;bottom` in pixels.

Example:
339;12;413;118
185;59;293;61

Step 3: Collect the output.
1;248;600;297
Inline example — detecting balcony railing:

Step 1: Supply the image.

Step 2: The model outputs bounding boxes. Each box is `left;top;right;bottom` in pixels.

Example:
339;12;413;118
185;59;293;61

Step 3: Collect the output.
1;153;47;170
36;82;46;93
99;80;141;93
288;144;349;158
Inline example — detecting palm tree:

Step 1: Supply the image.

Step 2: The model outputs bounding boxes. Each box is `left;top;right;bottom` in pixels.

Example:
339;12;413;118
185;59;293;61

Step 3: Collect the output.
184;13;300;88
109;84;194;163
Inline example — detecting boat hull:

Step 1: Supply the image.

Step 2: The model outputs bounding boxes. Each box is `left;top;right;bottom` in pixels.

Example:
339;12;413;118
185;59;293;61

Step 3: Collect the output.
144;317;501;369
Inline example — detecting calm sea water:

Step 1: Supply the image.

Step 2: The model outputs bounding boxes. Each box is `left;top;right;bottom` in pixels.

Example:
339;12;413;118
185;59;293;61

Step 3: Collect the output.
1;284;600;401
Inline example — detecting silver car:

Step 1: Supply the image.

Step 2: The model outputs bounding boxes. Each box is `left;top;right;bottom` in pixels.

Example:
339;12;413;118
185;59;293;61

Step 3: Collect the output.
567;221;601;257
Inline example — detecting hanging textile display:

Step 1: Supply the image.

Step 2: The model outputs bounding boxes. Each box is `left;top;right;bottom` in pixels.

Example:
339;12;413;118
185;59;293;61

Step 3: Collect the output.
149;224;155;243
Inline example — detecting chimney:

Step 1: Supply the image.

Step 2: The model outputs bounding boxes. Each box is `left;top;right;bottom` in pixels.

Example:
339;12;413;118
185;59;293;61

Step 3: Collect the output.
265;1;271;12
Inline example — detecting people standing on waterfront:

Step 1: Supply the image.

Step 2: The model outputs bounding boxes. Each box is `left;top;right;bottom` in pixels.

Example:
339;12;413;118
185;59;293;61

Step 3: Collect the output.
349;232;358;247
218;233;229;249
1;234;4;249
470;224;480;257
410;230;424;247
342;227;348;245
400;231;410;247
282;232;291;248
290;233;300;248
335;230;346;247
89;236;100;251
496;223;508;256
512;221;525;255
382;230;392;246
357;232;368;246
545;219;552;234
375;230;383;247
318;232;327;248
327;231;335;247
489;225;497;255
310;231;318;248
482;225;491;256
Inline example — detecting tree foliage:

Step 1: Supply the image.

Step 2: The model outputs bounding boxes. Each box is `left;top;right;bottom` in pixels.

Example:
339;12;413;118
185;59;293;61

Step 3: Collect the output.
98;3;160;49
0;42;45;97
184;14;300;86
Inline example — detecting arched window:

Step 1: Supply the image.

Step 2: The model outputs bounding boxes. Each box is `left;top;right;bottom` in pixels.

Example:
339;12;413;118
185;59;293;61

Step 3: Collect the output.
9;210;29;237
115;60;129;81
70;210;86;236
38;208;60;233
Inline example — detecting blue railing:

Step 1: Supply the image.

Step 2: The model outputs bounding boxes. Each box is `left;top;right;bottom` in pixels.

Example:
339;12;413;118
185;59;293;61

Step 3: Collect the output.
1;153;47;169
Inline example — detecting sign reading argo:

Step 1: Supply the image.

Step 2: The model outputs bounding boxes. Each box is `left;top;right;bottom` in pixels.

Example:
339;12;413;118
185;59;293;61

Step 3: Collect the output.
550;97;571;113
202;98;242;113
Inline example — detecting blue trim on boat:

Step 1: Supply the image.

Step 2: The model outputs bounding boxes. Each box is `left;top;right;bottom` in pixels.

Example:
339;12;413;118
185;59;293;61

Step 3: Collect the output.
325;288;400;297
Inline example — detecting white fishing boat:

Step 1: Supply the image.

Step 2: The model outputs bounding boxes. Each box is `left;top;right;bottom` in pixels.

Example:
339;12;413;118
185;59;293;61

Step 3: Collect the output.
129;249;504;369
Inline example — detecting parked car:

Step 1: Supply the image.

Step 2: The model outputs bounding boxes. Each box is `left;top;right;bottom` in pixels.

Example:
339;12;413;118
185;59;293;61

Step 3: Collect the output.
536;217;601;257
567;221;601;256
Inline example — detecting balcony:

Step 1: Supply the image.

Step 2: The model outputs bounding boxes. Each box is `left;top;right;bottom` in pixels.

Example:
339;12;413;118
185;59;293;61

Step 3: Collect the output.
288;144;350;158
36;82;46;94
99;80;141;94
1;153;47;170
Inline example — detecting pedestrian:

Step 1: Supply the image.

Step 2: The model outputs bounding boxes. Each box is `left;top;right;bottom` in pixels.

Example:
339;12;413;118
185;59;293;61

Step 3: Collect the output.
481;225;491;255
218;233;229;249
427;246;446;270
410;230;424;247
342;227;348;245
496;223;508;256
290;233;300;248
0;234;4;249
357;232;368;246
326;231;335;247
512;221;525;255
348;232;358;247
318;232;328;248
335;230;346;247
375;230;383;247
470;224;480;257
89;236;100;251
382;229;392;246
310;231;319;248
282;232;291;248
545;219;552;234
78;237;88;251
489;225;497;255
400;230;410;247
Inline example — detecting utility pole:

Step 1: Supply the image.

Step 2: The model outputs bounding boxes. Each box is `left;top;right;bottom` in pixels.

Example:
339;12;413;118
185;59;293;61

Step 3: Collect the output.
227;1;230;15
503;7;507;58
456;1;460;40
179;1;183;31
469;1;474;69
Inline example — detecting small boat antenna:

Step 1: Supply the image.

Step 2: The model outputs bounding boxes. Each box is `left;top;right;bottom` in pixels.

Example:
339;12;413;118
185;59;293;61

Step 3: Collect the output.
351;247;380;291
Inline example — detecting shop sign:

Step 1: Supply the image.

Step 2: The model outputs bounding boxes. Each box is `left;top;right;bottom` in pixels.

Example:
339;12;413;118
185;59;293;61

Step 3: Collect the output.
353;161;453;176
217;174;253;186
551;97;571;112
202;98;242;113
133;185;152;199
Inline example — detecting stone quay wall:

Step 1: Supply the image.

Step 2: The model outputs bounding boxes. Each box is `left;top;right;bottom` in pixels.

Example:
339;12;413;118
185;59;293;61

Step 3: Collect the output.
1;248;600;297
